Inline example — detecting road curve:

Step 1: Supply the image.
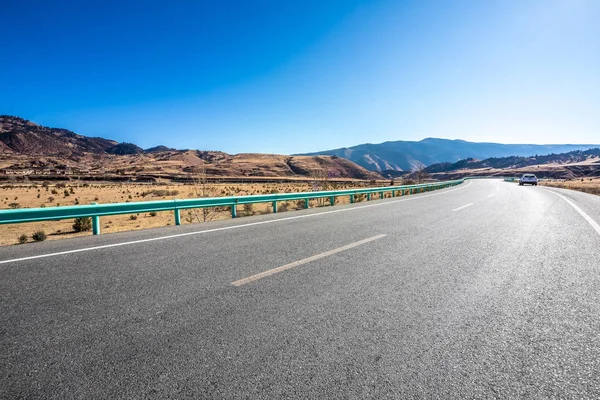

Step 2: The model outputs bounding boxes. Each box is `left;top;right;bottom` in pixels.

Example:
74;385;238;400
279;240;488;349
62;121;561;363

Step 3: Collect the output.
1;180;600;398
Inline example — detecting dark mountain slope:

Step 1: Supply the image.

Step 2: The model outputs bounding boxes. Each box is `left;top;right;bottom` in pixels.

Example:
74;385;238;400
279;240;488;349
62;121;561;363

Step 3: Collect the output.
0;115;117;156
423;148;600;173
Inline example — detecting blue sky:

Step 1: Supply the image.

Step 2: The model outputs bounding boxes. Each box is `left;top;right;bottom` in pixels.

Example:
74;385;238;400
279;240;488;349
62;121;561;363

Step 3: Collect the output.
2;0;599;154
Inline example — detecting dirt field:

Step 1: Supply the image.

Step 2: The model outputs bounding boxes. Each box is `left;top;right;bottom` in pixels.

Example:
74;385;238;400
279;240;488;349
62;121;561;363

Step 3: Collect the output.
540;178;600;196
0;180;393;246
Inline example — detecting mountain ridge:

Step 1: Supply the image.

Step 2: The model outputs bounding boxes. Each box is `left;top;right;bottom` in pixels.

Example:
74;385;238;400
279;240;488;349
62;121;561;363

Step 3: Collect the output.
297;138;600;172
0;115;381;180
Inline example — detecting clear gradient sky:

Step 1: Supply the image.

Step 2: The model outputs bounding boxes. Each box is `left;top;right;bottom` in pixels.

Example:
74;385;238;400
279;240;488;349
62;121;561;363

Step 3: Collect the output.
2;0;599;154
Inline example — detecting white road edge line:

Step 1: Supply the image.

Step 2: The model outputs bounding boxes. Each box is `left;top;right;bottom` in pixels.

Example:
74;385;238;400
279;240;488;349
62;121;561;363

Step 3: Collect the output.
232;234;387;287
0;181;472;265
452;203;473;212
545;190;600;236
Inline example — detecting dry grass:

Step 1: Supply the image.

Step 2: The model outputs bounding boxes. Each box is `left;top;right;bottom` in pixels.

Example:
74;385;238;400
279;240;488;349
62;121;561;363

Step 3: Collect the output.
0;180;397;246
540;178;600;196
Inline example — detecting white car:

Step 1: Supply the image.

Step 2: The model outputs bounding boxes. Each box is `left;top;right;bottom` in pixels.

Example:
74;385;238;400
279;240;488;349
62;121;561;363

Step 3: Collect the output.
519;174;538;186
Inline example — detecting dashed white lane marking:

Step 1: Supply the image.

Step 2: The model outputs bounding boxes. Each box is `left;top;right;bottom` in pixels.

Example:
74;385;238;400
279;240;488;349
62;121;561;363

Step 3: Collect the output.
232;234;386;286
545;190;600;236
0;182;472;265
452;203;473;212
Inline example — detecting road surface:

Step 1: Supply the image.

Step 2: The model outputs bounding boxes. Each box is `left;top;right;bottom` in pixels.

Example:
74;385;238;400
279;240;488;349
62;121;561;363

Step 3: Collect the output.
1;179;600;398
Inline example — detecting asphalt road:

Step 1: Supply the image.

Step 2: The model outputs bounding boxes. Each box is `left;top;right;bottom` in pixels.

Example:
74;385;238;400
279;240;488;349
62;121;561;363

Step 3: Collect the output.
2;179;600;399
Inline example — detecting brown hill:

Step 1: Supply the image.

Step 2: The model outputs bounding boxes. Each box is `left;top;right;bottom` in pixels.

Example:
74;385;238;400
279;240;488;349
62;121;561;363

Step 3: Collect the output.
0;116;382;181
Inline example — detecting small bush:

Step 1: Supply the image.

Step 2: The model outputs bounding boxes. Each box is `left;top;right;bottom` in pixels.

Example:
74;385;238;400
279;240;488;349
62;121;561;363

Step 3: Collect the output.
73;217;92;232
185;211;195;223
32;231;47;242
279;202;289;212
17;234;28;244
242;203;254;216
129;215;137;220
8;202;20;209
149;211;157;217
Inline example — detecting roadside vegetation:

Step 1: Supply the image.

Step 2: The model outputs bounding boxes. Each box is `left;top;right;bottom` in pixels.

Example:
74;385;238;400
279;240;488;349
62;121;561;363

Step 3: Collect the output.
540;178;600;196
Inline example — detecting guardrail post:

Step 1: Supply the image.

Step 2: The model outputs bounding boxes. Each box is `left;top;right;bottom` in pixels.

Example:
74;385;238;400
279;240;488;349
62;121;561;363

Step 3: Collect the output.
392;190;395;198
231;205;237;218
304;199;309;209
367;193;371;201
329;196;335;206
91;203;100;235
379;191;384;199
174;209;181;225
272;201;277;213
350;194;354;204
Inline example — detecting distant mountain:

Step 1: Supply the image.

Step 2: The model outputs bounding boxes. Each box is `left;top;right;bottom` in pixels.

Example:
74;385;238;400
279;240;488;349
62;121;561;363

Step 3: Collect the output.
297;138;600;172
423;148;600;173
0;115;116;156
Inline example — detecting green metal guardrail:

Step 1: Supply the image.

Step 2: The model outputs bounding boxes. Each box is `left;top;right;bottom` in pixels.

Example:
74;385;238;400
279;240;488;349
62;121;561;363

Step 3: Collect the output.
0;179;464;235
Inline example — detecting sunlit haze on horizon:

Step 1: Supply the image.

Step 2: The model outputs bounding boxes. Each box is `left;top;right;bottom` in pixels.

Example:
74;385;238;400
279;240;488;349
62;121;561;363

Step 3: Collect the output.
1;0;599;154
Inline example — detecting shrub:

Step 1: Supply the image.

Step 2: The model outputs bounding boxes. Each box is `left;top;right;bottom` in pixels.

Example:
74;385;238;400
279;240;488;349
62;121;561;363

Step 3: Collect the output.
17;234;28;244
48;196;55;203
129;215;137;220
149;211;157;217
185;211;195;223
8;202;20;209
32;231;47;242
242;203;254;216
73;217;92;232
64;189;70;197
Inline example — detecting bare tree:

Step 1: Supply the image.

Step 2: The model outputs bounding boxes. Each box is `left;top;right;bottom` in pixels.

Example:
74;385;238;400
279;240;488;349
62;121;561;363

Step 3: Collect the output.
191;164;220;222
